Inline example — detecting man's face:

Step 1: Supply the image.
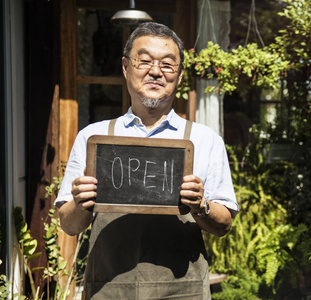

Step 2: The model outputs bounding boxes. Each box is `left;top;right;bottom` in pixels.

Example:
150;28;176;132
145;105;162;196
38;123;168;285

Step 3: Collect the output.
122;35;183;110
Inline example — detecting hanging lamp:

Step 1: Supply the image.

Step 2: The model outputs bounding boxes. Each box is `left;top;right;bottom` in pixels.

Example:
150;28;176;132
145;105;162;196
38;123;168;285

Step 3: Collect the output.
111;0;153;27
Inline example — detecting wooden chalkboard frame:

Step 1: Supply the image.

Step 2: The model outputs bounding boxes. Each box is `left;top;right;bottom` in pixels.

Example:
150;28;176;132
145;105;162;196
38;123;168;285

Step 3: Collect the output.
86;135;194;215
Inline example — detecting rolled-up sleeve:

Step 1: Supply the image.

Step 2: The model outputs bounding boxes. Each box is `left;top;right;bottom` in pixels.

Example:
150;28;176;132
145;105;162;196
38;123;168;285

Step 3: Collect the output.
54;132;87;208
191;123;238;215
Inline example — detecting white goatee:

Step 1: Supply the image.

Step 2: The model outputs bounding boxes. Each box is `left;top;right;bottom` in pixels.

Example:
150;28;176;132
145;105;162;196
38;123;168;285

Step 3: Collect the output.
141;97;160;108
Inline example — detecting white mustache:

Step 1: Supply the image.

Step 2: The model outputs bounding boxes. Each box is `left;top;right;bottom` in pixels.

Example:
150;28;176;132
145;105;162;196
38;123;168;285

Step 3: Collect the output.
143;77;166;86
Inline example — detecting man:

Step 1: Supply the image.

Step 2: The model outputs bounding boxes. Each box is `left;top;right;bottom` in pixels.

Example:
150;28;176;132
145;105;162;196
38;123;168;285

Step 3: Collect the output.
55;22;238;300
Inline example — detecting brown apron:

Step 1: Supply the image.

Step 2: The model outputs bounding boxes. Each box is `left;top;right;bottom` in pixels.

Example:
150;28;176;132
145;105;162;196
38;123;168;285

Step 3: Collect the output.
83;120;211;300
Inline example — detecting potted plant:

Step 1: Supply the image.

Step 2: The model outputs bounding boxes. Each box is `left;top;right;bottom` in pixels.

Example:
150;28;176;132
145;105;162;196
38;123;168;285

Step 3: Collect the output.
177;0;310;102
177;42;289;99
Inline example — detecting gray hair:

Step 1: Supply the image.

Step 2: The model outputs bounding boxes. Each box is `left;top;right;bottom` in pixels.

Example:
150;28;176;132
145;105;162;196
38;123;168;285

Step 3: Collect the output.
123;22;184;63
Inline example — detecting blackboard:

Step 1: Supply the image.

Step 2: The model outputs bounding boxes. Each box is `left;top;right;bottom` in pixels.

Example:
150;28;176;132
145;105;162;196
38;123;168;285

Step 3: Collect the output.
86;135;194;215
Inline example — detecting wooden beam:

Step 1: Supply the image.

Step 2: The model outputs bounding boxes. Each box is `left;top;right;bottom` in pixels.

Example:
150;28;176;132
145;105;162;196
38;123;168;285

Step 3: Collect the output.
59;0;78;160
77;75;125;85
59;0;78;298
173;0;196;120
189;90;197;122
188;0;197;122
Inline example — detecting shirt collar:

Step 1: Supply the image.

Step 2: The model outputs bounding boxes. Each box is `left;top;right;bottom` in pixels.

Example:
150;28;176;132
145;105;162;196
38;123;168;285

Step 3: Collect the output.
123;107;182;130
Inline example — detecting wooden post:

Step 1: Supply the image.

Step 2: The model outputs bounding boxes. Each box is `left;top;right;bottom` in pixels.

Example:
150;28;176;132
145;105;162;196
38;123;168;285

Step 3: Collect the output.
173;0;197;120
189;90;197;122
59;0;78;298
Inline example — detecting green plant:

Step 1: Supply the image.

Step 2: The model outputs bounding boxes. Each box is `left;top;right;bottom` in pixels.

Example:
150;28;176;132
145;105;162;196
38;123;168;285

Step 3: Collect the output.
13;207;42;299
0;258;28;300
272;0;311;72
45;162;66;199
256;223;308;289
0;261;11;300
207;2;311;296
42;208;90;300
177;42;289;98
178;0;311;100
42;208;69;300
212;267;262;300
3;169;89;300
11;206;89;300
207;135;310;298
206;141;287;273
295;231;311;269
43;169;89;299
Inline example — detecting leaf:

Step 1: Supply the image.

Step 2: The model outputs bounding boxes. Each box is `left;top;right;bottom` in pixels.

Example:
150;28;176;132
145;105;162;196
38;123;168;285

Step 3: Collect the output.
32;266;45;271
24;239;38;256
27;251;42;263
58;260;68;270
182;92;189;100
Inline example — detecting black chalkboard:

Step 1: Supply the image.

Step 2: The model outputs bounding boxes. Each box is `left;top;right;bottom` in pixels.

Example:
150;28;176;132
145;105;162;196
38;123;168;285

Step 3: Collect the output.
86;135;194;215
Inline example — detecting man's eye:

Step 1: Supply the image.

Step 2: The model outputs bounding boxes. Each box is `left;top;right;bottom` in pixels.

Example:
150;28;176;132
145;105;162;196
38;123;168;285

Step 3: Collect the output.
161;62;173;67
140;60;151;64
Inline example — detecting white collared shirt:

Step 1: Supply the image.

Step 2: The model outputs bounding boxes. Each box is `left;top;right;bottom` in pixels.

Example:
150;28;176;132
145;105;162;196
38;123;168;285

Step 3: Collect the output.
55;108;238;213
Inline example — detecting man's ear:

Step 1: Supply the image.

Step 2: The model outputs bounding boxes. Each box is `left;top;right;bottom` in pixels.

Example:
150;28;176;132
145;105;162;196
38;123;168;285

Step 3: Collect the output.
122;56;129;79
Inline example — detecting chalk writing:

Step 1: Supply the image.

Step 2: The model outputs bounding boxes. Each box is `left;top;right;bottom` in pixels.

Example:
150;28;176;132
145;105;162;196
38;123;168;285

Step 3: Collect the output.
94;143;186;206
128;157;140;186
111;157;123;189
163;160;174;193
110;157;174;193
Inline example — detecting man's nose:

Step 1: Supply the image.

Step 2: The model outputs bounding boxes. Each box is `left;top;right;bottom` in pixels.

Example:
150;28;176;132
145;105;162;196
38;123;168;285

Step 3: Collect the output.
148;61;163;76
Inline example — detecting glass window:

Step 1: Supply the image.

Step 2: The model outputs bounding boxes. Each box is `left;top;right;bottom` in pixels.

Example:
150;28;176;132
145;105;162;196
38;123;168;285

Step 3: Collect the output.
78;83;122;130
77;9;123;77
77;7;174;130
260;86;283;123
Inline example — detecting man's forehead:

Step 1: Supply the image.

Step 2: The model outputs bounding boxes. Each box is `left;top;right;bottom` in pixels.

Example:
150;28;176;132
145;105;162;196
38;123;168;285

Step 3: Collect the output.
131;35;179;56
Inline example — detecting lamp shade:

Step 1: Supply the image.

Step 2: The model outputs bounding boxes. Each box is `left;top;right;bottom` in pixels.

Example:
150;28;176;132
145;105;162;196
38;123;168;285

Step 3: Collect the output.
111;9;153;27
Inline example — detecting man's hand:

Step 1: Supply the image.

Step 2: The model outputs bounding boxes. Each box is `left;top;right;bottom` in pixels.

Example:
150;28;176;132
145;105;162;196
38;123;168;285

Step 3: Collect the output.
180;174;232;237
58;176;97;236
71;176;98;210
180;175;205;214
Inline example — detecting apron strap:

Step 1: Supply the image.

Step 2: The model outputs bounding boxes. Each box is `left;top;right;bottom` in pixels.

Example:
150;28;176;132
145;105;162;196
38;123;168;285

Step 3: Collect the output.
108;118;117;136
183;120;193;140
108;118;193;139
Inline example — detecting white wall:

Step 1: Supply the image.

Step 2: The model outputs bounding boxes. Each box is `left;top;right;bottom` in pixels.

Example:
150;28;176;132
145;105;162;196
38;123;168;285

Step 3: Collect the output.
3;0;26;293
195;0;231;136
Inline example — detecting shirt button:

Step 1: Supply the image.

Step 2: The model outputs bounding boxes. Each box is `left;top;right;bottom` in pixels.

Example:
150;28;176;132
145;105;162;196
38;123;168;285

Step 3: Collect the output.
135;119;140;124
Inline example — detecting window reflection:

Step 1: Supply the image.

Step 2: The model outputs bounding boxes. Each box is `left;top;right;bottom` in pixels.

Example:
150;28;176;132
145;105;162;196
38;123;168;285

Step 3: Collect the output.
78;9;123;77
78;83;122;130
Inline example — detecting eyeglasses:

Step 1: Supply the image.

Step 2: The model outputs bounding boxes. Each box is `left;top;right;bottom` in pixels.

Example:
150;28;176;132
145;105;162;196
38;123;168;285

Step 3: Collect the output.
126;56;180;74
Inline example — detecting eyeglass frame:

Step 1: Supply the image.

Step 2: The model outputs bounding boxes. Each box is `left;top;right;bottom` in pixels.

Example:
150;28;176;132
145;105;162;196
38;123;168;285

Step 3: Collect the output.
125;56;181;74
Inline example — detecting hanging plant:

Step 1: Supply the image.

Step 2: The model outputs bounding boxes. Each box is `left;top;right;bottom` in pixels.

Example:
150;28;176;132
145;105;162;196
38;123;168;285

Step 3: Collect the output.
177;41;290;99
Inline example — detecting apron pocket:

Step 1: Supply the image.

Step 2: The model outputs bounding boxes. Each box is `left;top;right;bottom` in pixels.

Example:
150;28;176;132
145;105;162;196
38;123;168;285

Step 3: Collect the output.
85;278;210;300
137;280;204;299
